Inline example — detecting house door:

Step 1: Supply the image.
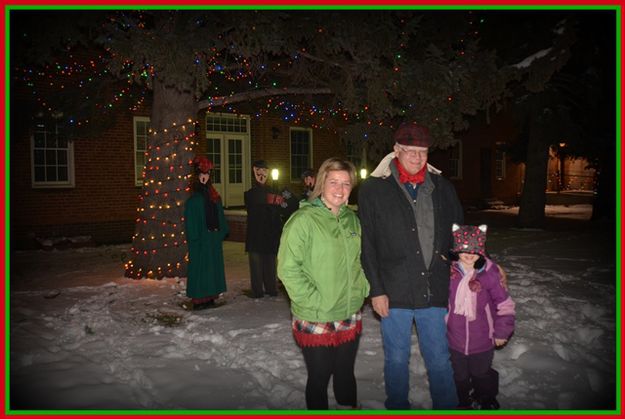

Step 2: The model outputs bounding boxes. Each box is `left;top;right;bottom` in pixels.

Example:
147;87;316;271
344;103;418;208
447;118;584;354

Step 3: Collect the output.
205;114;251;208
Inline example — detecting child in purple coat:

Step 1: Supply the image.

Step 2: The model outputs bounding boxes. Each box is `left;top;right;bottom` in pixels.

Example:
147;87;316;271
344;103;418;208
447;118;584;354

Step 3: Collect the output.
446;224;515;410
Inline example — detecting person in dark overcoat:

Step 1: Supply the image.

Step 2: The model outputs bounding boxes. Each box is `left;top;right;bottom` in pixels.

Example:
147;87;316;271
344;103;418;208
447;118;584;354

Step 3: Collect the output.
183;155;229;310
358;122;464;409
244;160;285;298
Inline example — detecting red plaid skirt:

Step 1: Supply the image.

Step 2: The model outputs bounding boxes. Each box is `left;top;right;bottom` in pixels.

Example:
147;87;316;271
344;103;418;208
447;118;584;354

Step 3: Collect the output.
292;312;362;347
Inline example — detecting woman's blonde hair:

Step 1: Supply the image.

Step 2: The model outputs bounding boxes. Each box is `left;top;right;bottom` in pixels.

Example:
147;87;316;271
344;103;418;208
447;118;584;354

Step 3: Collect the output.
308;157;357;201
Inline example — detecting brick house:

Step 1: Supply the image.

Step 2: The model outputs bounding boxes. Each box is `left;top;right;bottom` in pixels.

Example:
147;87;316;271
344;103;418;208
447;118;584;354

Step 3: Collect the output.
10;93;347;249
11;89;595;250
428;109;596;209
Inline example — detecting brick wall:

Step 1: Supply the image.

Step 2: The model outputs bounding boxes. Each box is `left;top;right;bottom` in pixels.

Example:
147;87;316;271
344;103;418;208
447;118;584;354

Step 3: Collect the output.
11;108;149;248
249;115;345;194
429;109;524;207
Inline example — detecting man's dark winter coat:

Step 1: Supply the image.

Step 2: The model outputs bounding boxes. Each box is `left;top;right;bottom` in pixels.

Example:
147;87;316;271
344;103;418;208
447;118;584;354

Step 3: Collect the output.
358;171;464;309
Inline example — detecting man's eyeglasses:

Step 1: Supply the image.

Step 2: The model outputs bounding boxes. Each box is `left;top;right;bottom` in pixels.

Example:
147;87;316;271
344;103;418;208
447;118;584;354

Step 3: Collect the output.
396;144;428;157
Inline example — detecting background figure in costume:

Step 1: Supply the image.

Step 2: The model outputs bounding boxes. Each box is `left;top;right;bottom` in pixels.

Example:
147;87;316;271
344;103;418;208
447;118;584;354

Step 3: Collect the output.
277;158;370;410
447;224;515;410
358;122;463;409
244;160;285;298
300;168;316;201
183;156;229;310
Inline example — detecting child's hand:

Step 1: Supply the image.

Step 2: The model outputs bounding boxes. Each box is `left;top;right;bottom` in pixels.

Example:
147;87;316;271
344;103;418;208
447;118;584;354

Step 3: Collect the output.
495;338;508;347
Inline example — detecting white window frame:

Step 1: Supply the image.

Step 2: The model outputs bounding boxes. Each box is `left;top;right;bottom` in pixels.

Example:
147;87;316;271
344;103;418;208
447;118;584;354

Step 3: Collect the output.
31;121;75;188
205;112;251;186
495;143;506;180
448;140;463;180
205;112;249;133
289;127;313;183
133;116;150;187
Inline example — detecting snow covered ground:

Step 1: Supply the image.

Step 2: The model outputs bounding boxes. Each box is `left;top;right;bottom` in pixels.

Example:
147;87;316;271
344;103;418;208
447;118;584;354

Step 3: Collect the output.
8;205;618;412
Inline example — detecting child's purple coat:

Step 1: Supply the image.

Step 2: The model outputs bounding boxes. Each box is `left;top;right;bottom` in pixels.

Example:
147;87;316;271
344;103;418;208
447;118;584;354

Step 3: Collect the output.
446;258;516;355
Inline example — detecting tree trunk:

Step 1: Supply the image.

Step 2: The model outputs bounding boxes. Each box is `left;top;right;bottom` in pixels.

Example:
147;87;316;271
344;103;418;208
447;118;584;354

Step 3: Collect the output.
124;81;197;279
517;116;549;228
591;154;615;221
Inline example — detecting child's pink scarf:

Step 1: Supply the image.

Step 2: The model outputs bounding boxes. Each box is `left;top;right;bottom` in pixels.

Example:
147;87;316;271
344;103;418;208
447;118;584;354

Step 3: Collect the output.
454;268;477;321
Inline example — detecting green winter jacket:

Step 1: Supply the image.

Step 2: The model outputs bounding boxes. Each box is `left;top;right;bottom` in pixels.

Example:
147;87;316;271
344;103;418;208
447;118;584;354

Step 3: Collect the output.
277;198;370;323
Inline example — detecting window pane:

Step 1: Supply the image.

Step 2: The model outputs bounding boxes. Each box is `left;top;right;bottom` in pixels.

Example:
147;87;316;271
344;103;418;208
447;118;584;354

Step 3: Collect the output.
46;150;57;165
34;166;45;182
137;137;146;151
34;132;45;148
291;129;311;181
46;135;57;148
57;134;68;148
228;139;242;184
136;153;145;167
46;166;57;181
34;149;45;165
57;150;67;165
57;166;68;181
207;138;221;184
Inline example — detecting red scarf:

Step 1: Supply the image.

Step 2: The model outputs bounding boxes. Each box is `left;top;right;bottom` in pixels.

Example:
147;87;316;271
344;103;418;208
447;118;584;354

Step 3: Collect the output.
394;158;426;184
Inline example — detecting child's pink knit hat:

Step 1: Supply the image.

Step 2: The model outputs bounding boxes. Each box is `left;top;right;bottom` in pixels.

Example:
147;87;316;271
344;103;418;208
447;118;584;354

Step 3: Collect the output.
451;224;488;256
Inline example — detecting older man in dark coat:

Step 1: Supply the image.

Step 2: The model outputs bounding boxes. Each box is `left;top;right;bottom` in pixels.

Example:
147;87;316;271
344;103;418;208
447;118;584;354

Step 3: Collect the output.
358;122;464;410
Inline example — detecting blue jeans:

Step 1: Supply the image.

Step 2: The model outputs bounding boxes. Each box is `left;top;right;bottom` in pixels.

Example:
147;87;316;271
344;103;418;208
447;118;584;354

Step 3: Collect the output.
381;307;458;409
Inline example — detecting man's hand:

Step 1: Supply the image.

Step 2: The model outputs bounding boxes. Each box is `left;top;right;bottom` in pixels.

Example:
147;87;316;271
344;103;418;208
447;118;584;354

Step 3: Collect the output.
371;295;390;318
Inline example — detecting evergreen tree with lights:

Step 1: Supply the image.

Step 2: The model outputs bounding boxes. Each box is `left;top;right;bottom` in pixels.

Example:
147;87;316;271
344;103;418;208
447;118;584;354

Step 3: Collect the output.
13;9;601;277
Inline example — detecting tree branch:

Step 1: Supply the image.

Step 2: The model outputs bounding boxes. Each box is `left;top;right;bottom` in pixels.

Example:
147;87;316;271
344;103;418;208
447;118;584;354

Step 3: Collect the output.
197;87;333;109
298;51;343;68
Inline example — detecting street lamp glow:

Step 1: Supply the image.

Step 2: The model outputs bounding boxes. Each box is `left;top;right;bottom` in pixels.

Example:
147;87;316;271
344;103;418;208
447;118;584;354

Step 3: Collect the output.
271;168;279;181
360;168;367;179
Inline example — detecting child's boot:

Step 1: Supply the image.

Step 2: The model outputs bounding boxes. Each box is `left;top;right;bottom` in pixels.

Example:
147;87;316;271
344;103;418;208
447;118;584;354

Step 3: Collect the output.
478;397;500;410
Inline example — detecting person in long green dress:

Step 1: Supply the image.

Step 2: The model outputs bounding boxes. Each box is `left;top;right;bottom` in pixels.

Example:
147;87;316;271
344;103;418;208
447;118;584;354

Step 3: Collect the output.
183;156;229;310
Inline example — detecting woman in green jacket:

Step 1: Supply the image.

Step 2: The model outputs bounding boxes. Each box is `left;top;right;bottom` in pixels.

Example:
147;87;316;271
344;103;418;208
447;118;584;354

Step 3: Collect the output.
184;156;229;310
277;157;370;410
